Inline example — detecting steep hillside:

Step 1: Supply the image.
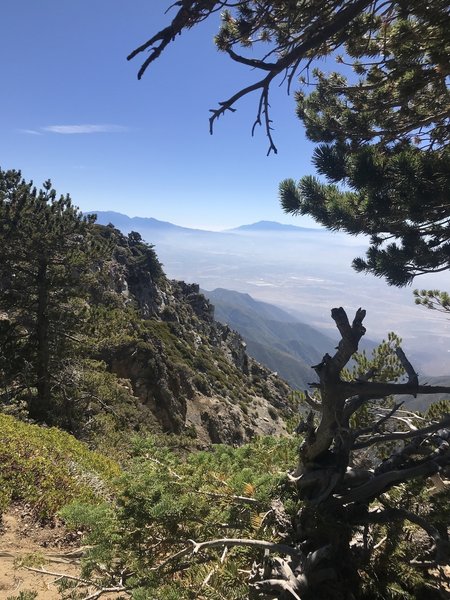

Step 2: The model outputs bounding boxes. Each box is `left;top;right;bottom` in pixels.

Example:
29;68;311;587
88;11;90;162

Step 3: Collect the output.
0;413;119;519
97;227;292;445
0;212;293;447
203;288;333;389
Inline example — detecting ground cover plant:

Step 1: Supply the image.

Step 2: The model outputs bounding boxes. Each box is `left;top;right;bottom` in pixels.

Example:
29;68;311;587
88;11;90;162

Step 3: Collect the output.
0;413;119;521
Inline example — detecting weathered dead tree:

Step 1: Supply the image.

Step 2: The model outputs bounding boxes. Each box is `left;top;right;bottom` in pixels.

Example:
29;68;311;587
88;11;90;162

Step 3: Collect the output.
246;307;450;599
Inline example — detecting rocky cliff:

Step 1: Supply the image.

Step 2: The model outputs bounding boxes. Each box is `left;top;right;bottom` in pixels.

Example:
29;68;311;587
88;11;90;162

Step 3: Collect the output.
92;225;293;445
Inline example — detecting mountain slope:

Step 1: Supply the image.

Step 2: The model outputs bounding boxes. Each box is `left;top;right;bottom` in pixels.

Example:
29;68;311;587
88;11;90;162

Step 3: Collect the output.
86;227;294;445
1;214;294;447
203;288;334;389
85;211;450;378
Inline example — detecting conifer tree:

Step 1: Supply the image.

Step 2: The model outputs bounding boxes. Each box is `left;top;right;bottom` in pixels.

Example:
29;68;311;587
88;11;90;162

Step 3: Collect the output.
129;0;450;285
0;168;98;422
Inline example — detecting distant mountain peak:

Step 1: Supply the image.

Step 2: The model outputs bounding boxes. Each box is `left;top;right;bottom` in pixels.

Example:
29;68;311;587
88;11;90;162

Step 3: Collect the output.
227;221;321;233
87;213;322;235
86;211;209;234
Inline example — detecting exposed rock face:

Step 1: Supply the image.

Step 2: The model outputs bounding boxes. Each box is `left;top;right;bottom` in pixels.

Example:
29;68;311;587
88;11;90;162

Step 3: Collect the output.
97;227;293;445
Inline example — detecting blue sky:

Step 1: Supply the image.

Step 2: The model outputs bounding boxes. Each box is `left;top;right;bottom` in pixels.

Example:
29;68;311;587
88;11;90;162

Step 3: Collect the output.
0;1;326;230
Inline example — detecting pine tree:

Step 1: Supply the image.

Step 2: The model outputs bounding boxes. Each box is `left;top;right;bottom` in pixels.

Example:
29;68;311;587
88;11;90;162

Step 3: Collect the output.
0;168;98;422
279;143;450;285
129;1;450;284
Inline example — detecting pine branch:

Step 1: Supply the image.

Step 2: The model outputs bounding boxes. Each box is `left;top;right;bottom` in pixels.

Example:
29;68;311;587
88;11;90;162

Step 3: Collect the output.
358;507;449;564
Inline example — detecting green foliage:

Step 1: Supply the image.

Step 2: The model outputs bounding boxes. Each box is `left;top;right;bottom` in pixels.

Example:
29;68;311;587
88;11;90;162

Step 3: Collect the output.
0;413;119;520
414;289;450;313
125;230;164;284
0;168;104;421
343;332;405;383
426;398;450;419
62;435;298;599
13;552;46;569
280;144;450;285
360;479;448;600
276;0;450;284
61;360;161;458
0;173;169;439
6;592;38;600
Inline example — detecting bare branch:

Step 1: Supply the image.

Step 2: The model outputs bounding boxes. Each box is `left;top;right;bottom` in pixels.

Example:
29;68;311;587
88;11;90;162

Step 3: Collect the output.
353;415;450;450
128;0;374;151
329;307;366;375
144;455;183;480
190;538;301;557
339;380;450;400
352;401;404;438
210;71;278;153
395;347;418;387
342;393;381;421
300;307;367;463
337;461;440;504
149;538;301;572
82;588;130;600
200;490;261;505
303;390;322;411
24;567;92;586
225;46;275;71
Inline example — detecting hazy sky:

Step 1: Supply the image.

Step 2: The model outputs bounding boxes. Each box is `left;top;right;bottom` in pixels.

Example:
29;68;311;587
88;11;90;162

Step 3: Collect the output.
1;0;324;230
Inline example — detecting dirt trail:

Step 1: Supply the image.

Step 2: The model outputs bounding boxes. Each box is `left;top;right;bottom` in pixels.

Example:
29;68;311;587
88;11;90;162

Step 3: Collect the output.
0;507;125;600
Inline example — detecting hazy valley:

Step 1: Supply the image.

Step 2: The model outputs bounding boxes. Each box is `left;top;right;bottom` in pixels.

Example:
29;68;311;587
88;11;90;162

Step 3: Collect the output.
92;211;450;377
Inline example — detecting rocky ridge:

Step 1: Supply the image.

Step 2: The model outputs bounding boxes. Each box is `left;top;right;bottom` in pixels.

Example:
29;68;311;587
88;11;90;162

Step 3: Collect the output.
94;225;293;445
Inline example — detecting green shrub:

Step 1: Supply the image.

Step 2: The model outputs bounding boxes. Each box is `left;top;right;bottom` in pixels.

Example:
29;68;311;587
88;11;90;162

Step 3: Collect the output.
0;414;120;520
63;434;299;598
7;592;38;600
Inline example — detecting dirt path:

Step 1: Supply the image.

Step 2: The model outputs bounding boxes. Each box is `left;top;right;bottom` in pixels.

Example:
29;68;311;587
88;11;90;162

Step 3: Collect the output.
0;507;125;600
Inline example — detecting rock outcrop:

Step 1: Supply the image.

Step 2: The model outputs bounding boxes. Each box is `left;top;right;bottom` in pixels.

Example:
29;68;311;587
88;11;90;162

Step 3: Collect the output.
96;226;293;444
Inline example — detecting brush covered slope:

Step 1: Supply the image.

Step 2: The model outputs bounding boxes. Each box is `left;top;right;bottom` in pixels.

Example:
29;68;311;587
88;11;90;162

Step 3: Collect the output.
203;288;333;389
95;226;292;445
0;198;293;446
0;412;119;520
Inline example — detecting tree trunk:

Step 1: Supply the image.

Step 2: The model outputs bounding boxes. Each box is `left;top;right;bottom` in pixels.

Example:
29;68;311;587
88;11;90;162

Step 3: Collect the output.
30;258;51;421
246;308;450;599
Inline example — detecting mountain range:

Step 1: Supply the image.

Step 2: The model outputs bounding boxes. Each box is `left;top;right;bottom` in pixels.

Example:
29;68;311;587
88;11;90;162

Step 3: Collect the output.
87;212;321;235
89;211;450;378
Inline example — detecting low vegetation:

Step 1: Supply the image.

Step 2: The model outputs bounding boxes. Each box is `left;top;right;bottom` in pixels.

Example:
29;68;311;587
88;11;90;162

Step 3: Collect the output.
61;434;299;599
0;413;119;520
